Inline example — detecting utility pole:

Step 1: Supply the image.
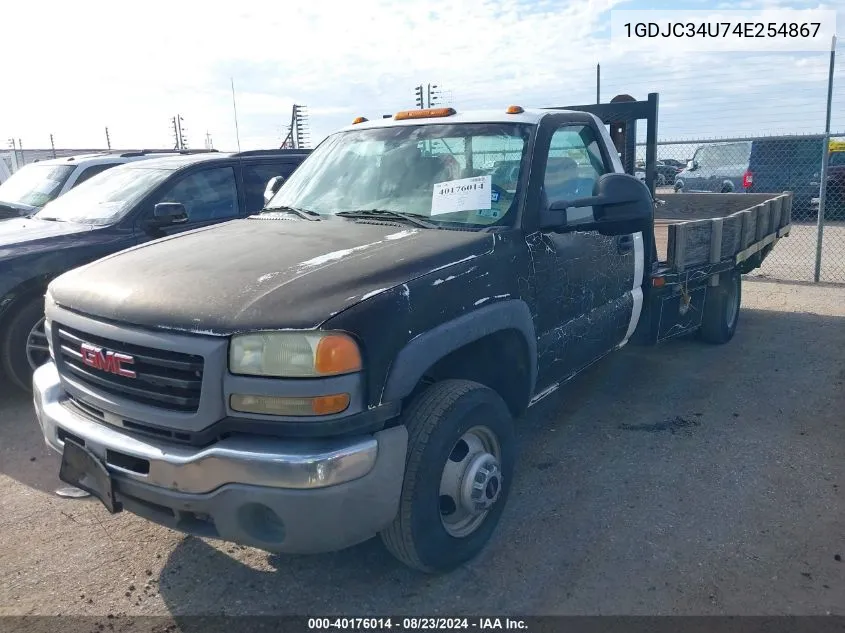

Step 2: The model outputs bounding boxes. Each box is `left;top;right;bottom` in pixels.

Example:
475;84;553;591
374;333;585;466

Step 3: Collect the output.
171;115;188;150
426;83;441;109
7;138;18;171
50;134;56;158
105;127;112;150
177;115;188;150
814;34;837;282
204;131;213;150
596;64;601;104
293;104;310;149
414;85;424;109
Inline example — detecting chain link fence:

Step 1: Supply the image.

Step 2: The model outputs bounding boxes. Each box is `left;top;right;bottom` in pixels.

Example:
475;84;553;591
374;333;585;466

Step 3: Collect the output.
639;135;845;283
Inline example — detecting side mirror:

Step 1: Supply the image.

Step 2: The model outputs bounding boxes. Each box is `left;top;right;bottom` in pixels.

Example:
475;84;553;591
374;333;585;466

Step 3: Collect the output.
263;176;286;206
151;202;188;226
687;159;698;171
542;172;652;235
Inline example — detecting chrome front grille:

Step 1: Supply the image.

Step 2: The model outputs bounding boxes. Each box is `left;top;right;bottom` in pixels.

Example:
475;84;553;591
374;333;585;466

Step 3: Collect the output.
54;323;204;413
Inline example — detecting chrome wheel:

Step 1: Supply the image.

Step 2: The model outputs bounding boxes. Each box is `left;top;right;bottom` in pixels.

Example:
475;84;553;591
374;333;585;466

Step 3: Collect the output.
439;425;503;538
25;317;50;371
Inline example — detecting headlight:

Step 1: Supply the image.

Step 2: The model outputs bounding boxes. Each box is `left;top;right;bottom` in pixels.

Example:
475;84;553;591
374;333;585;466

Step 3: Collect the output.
229;331;362;378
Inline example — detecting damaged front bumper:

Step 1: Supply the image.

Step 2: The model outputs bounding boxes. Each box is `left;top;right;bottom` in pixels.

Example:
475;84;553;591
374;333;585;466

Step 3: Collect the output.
33;362;408;553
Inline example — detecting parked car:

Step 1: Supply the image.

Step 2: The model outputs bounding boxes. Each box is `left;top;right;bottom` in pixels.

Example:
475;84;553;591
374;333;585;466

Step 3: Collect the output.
635;164;679;187
744;136;825;219
0;148;310;390
674;141;752;193
655;161;682;186
0;150;210;220
810;149;845;220
31;97;791;572
660;158;687;169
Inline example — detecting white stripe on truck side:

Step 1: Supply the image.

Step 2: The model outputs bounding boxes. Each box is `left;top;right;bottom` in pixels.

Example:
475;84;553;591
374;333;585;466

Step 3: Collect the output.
620;231;644;347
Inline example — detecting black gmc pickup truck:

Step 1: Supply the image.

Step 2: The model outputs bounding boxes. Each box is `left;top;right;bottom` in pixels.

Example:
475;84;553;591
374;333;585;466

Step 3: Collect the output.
33;96;792;572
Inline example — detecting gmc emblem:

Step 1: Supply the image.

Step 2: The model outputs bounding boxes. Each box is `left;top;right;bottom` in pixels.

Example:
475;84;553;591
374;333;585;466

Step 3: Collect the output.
80;343;136;378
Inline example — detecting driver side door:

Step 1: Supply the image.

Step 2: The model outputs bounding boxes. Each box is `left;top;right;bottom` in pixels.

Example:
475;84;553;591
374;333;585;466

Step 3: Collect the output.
529;121;642;389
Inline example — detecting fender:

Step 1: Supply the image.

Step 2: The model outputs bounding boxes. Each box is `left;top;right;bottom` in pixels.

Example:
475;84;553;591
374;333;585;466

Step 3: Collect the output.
381;299;537;403
0;274;52;327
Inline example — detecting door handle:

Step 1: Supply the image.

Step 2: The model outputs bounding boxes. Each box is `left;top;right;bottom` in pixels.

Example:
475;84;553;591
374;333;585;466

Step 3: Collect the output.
617;235;634;253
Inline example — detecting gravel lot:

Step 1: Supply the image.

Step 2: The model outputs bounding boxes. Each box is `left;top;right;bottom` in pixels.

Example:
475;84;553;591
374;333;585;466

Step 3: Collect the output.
1;278;843;619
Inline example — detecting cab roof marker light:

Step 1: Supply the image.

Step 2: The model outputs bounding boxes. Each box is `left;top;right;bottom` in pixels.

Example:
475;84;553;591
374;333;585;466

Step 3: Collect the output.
352;116;368;124
394;108;456;121
506;105;524;114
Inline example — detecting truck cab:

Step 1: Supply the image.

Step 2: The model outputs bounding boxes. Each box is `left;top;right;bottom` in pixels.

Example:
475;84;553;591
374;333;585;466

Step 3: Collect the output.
32;99;790;572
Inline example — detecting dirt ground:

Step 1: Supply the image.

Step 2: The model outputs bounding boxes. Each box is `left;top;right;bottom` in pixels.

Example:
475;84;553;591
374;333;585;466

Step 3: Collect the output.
1;278;843;619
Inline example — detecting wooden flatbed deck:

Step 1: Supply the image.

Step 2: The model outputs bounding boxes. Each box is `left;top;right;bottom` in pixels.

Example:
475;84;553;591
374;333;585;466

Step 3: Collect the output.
652;192;793;268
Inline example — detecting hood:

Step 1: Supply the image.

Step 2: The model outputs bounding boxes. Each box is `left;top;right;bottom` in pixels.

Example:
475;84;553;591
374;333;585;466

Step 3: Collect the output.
50;215;495;334
0;217;95;259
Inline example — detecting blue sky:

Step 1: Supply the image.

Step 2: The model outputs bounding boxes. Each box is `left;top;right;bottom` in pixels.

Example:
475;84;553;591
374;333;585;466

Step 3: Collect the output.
1;0;844;153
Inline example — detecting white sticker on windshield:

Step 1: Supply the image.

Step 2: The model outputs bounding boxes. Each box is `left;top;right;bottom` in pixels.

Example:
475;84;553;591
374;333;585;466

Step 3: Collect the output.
431;176;492;215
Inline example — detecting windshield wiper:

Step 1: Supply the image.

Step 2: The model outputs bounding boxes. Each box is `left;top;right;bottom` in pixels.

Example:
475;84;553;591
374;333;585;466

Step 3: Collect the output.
335;209;437;229
262;205;321;221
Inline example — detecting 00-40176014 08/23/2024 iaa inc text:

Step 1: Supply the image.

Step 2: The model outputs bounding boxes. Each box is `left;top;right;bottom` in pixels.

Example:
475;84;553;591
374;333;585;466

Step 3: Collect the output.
306;617;527;631
4;616;845;633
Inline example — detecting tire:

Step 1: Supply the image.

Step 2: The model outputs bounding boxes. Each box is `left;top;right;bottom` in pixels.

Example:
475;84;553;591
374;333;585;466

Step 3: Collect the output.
380;379;516;573
698;271;741;344
1;295;49;392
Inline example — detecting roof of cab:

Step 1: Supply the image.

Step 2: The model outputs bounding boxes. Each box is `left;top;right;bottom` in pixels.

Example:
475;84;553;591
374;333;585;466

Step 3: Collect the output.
340;108;556;132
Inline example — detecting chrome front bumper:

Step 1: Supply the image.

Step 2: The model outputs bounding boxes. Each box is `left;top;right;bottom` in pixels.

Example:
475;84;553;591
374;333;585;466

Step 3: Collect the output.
34;363;380;492
33;362;409;553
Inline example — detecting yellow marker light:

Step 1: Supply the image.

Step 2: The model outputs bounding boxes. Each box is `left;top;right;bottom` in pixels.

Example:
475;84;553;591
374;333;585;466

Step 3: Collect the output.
352;116;368;124
394;107;456;121
506;105;524;114
230;393;351;417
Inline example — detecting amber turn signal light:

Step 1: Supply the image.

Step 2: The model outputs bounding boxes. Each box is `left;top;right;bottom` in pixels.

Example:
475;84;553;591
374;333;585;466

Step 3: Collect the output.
315;334;362;376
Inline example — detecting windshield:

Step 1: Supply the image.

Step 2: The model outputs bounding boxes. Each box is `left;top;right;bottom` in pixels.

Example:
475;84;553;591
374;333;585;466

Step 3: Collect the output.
266;122;533;228
34;164;174;225
0;164;75;208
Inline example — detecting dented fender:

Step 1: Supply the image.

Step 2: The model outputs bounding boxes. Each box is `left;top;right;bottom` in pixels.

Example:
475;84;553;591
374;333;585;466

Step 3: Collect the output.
380;299;537;404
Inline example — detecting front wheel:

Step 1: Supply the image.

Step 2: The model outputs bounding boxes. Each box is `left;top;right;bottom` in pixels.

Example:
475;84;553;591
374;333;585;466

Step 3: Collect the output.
380;380;516;573
1;295;50;392
698;271;741;344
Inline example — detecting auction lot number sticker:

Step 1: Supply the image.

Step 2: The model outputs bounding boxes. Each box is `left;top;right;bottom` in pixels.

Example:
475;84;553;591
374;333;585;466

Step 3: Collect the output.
432;176;492;215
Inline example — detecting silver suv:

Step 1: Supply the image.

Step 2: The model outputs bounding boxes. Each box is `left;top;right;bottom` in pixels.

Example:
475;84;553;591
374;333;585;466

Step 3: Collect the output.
674;141;752;193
